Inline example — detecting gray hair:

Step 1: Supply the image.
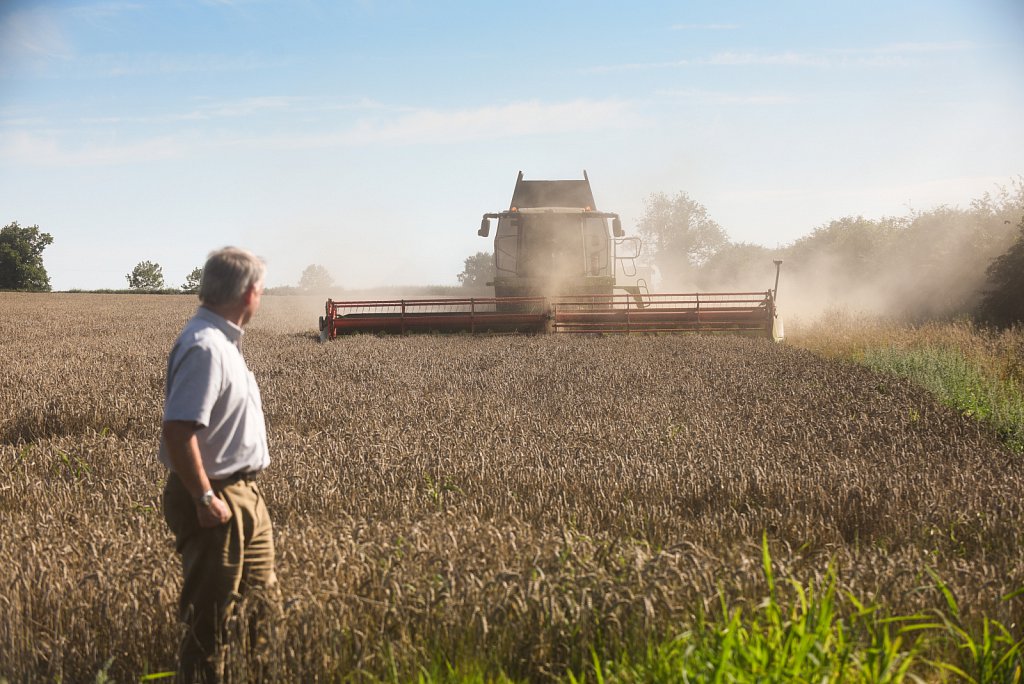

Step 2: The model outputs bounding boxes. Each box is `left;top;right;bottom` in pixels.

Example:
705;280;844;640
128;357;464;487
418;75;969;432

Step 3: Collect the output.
198;247;266;306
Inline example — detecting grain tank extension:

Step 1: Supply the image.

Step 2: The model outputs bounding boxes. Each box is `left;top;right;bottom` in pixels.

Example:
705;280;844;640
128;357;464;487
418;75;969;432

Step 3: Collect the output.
319;171;783;340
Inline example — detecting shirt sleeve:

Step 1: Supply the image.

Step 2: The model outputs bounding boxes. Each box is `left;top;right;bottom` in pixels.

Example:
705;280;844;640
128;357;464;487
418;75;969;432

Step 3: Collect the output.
163;343;222;428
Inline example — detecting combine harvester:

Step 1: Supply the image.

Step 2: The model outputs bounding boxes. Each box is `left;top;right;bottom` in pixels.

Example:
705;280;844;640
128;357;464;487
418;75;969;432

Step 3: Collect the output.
319;172;783;341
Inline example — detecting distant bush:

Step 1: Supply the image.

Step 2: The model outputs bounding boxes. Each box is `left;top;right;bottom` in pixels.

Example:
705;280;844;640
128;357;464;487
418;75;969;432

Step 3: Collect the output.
299;264;334;291
125;260;165;291
457;252;494;288
181;267;202;294
976;217;1024;328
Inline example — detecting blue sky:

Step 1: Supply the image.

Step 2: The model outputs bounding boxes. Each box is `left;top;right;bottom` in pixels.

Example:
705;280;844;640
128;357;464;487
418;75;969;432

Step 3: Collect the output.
1;0;1022;290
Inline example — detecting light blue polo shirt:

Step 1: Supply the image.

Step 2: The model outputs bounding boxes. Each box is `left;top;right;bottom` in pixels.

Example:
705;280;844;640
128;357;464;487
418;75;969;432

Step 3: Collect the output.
158;307;270;478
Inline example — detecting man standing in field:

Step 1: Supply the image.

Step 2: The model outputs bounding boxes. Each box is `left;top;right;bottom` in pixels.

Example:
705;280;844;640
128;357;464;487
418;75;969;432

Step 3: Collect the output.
159;246;276;683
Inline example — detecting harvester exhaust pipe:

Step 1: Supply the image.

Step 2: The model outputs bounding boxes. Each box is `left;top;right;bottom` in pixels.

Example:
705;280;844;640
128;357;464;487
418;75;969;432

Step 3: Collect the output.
773;260;783;300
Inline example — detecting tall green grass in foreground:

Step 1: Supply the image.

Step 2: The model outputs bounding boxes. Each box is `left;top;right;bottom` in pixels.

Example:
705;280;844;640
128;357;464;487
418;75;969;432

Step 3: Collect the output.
790;314;1024;452
409;539;1023;684
573;544;920;684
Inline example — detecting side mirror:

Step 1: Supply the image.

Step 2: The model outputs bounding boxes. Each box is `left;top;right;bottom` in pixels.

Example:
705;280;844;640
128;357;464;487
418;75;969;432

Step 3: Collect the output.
478;217;490;237
612;217;624;237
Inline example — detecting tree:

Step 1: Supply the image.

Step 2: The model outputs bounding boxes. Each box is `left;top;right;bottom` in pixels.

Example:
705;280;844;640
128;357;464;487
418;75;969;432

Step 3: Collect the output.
457;251;494;288
299;264;333;291
181;267;202;294
637;192;728;282
126;260;165;291
977;217;1024;328
0;222;53;291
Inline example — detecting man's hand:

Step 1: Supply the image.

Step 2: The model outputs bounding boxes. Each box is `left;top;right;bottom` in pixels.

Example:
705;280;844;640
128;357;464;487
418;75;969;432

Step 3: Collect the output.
197;495;232;528
163;420;234;528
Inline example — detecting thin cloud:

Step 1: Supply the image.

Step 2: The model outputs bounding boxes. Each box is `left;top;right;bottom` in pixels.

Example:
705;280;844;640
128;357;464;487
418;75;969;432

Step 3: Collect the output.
830;41;973;66
74;96;391;125
228;99;640;150
1;99;641;165
585;53;822;73
0;3;145;63
67;3;145;22
337;99;639;146
587;41;974;73
185;96;307;120
100;52;285;77
657;88;798;105
0;7;72;61
838;41;973;55
706;51;828;67
0;104;49;128
0;130;185;166
586;59;693;74
186;95;392;120
0;117;48;127
671;23;738;30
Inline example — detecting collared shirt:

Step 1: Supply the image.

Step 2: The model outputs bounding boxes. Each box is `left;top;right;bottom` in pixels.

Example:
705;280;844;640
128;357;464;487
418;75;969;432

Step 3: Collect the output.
158;306;270;478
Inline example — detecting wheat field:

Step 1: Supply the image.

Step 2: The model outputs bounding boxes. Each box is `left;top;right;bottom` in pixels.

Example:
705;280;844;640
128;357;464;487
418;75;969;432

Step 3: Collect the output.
0;292;1021;681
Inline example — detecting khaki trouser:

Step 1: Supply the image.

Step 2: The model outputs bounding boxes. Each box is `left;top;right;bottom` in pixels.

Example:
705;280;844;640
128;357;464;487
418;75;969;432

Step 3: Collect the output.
163;472;278;684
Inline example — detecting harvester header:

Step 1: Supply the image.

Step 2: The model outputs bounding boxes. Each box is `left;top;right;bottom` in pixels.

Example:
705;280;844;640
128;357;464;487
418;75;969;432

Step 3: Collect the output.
318;171;784;341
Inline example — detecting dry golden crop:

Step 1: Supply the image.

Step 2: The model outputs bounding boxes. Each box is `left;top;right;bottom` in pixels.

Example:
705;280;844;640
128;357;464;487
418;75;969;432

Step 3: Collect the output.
0;292;1021;682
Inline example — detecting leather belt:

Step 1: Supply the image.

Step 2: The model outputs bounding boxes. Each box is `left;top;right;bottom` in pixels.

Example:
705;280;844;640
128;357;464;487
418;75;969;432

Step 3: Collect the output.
210;469;260;489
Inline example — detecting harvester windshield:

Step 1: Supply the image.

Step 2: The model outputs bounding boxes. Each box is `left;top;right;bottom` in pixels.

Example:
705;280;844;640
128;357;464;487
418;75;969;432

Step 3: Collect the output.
496;209;611;281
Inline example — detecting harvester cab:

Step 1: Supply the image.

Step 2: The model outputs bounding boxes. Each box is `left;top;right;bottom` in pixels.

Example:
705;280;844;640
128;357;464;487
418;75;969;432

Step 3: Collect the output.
318;171;784;340
477;171;645;303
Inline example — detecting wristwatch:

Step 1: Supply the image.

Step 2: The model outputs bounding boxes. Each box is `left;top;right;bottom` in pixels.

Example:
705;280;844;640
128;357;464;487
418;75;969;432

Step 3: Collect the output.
197;489;216;507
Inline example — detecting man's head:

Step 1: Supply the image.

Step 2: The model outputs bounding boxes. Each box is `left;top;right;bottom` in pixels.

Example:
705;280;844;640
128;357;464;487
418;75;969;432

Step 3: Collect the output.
199;247;265;324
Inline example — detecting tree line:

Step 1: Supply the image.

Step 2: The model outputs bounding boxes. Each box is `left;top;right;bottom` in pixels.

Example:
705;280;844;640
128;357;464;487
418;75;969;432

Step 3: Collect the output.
122;261;203;293
120;262;336;293
0;224;337;294
5;179;1023;327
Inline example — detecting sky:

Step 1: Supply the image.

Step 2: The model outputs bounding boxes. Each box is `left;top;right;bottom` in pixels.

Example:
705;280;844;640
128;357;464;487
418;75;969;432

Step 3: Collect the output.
1;0;1022;291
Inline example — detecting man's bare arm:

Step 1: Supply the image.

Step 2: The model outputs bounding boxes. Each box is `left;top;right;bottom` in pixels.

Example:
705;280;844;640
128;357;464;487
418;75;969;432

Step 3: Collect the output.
162;420;232;527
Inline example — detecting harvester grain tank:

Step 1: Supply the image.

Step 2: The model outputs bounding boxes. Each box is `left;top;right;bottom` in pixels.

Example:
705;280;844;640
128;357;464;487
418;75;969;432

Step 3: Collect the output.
319;171;784;340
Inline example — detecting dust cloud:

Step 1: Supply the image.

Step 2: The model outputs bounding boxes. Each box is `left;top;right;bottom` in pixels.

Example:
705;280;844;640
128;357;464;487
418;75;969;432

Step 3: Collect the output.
658;183;1024;324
